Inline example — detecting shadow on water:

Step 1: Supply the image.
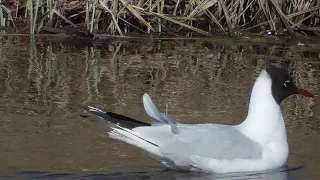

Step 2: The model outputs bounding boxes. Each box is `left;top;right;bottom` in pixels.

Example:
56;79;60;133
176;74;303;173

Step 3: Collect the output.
2;166;304;180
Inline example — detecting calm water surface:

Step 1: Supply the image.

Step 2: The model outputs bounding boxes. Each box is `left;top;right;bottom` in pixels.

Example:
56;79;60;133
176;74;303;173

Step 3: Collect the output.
0;36;319;179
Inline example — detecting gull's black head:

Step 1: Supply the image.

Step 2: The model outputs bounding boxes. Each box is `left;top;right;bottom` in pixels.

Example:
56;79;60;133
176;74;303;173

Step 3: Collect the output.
266;67;313;104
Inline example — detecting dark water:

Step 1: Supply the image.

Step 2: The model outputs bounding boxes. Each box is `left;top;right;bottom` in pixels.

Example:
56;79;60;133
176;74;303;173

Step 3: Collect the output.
0;36;319;179
0;167;305;179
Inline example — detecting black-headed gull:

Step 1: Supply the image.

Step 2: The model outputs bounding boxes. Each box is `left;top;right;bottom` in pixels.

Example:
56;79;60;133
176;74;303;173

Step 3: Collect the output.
80;67;313;173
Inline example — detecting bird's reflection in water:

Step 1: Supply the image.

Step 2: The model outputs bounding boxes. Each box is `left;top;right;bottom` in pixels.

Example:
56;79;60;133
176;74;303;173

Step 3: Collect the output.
6;166;303;180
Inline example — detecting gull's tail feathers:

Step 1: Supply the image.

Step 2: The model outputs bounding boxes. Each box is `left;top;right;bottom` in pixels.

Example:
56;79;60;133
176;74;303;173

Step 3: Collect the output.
80;105;151;129
108;124;162;157
80;106;162;157
143;93;179;134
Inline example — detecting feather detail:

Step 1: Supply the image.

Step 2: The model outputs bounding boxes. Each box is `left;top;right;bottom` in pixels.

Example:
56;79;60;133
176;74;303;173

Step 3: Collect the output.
143;93;179;134
80;105;150;129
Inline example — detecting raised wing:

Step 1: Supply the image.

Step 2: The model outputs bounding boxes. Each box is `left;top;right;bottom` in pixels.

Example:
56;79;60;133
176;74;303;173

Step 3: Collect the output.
143;93;179;134
159;125;263;166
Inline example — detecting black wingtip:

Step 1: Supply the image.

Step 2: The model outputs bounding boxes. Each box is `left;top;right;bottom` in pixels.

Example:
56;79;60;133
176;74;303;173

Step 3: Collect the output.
79;105;151;129
80;115;89;118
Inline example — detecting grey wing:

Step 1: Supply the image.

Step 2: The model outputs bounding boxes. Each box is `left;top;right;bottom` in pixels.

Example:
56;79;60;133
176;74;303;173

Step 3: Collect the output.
159;125;262;165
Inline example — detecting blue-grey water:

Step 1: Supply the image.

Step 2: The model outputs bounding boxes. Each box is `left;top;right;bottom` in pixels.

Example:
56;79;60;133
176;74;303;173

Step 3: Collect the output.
0;35;319;179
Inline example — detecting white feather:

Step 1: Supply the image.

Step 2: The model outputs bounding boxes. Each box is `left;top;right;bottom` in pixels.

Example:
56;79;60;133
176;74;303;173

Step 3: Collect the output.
143;93;179;133
108;125;162;158
100;69;290;173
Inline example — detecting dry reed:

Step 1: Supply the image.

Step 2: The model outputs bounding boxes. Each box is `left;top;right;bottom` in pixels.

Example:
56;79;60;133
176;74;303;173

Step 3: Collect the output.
1;0;319;36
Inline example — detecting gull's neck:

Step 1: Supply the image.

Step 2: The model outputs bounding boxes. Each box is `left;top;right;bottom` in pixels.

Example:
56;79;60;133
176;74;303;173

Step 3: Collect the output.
238;70;287;145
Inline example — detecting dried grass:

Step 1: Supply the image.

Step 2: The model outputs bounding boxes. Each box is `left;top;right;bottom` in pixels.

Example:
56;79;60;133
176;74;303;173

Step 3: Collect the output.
1;0;319;36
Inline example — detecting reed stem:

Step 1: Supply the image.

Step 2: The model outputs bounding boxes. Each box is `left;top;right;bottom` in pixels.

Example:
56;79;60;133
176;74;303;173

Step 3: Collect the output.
90;0;97;34
0;1;3;27
0;0;319;36
32;0;40;34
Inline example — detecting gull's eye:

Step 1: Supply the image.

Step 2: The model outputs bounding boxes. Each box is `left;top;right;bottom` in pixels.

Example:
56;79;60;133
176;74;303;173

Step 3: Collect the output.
284;80;291;88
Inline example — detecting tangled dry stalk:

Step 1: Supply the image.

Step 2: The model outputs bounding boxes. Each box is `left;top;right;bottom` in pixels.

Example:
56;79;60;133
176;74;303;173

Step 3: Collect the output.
0;0;319;37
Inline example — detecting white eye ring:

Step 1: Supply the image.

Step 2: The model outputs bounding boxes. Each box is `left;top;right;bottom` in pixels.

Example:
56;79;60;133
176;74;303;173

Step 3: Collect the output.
284;80;290;88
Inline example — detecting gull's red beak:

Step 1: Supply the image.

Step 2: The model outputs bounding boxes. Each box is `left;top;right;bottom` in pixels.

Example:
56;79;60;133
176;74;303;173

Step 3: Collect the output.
296;89;314;98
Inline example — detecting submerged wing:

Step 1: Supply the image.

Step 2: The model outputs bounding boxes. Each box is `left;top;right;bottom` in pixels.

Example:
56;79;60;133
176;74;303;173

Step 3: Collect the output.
159;124;262;166
143;93;179;134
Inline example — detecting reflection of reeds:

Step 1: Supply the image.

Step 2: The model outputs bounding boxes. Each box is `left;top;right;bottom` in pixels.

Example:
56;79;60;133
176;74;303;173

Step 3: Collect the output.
1;0;320;36
0;37;318;133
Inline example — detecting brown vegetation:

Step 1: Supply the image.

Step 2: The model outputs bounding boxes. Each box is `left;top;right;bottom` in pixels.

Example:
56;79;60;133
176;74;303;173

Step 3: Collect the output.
0;0;319;37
